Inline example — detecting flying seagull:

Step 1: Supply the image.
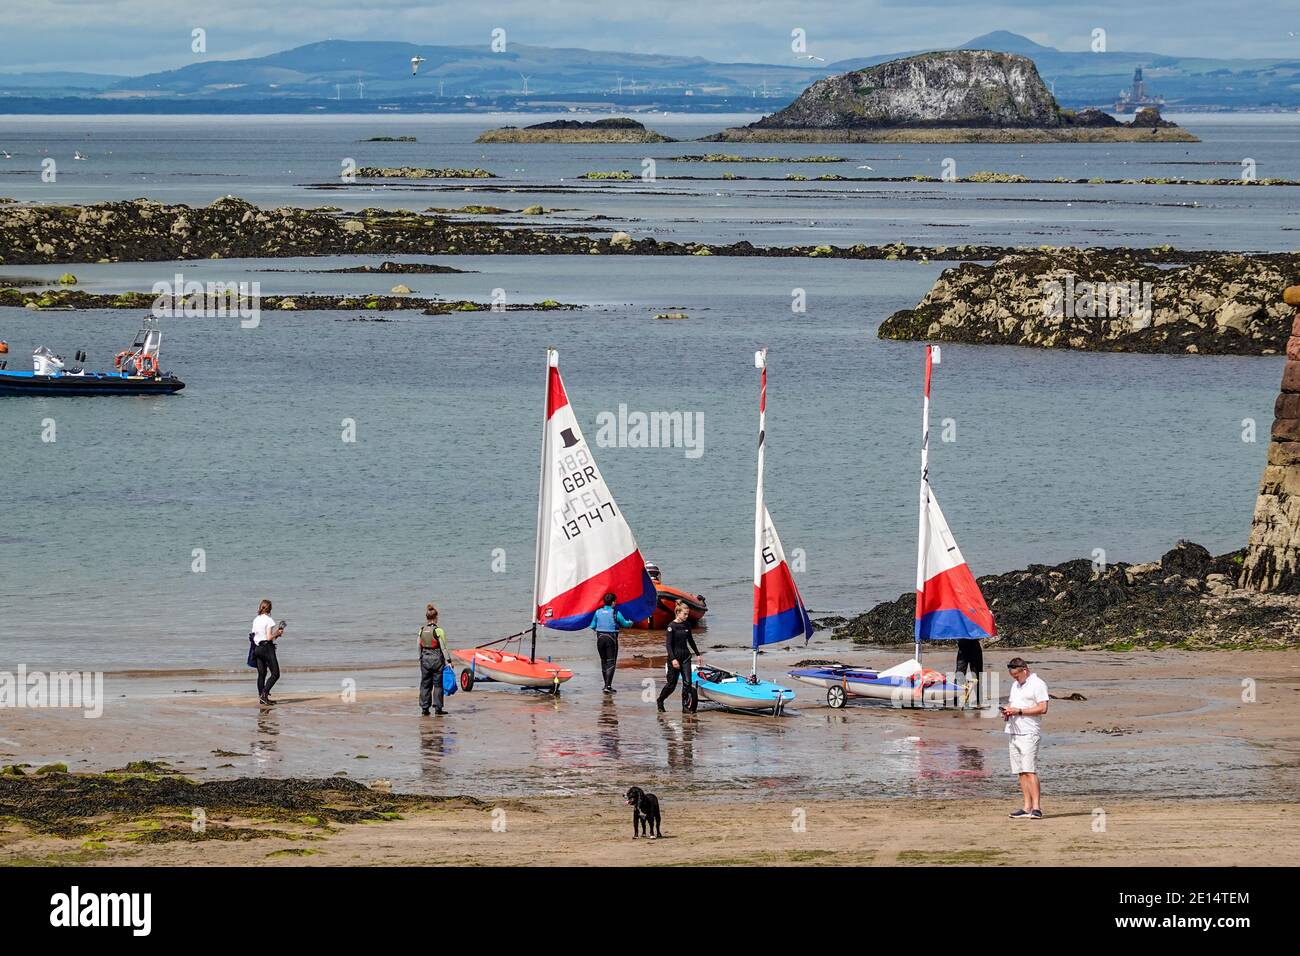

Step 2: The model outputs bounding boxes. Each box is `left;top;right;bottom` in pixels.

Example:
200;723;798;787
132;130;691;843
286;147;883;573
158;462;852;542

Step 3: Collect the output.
856;164;873;170
411;56;426;76
796;54;826;62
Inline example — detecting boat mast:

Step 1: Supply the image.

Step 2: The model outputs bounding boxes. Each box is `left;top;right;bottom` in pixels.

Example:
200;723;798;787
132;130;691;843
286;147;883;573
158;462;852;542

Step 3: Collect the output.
915;345;939;665
752;348;768;680
531;348;557;662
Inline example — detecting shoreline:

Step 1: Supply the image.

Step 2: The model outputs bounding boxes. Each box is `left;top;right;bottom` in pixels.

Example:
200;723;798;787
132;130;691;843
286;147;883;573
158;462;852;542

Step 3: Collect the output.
3;649;1296;804
700;127;1200;144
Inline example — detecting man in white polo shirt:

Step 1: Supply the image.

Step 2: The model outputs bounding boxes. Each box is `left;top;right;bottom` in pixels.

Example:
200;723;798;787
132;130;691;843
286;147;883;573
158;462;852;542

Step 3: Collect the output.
1000;657;1049;820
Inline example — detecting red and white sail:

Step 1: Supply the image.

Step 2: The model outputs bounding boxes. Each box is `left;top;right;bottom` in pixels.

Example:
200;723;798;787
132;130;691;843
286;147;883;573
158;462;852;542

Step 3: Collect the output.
752;349;813;653
914;345;995;646
533;349;656;630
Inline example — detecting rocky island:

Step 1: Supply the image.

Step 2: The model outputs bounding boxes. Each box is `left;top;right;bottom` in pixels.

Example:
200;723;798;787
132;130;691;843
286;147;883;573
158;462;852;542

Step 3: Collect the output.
704;50;1197;143
475;117;674;144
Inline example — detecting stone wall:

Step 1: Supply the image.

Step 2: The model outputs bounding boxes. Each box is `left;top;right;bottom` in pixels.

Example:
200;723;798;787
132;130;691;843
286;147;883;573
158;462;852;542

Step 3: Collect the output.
1241;285;1300;591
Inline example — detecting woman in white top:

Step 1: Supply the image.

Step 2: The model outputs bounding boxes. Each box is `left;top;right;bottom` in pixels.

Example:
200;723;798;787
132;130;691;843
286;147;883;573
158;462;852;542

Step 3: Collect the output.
251;599;285;705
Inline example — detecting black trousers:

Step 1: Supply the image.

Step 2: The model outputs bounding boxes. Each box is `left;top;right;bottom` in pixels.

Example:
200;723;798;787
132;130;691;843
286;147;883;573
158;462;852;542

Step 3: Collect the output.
955;639;983;703
419;647;446;712
657;656;695;710
596;632;618;688
254;641;280;697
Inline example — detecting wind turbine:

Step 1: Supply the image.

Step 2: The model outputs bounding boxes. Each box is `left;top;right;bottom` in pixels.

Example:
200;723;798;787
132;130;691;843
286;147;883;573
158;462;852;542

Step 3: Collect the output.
519;73;531;95
357;78;366;99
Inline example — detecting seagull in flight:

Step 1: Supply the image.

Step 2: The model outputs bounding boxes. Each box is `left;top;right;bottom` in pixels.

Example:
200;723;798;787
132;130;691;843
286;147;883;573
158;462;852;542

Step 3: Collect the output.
411;56;427;76
795;53;826;62
857;164;873;170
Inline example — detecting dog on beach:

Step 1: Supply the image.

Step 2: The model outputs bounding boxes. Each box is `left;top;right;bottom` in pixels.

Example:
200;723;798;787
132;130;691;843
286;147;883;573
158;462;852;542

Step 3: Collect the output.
625;786;662;839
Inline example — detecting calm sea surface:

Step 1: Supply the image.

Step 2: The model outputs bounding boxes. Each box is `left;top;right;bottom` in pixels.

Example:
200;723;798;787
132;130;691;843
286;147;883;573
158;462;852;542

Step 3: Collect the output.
0;114;1293;670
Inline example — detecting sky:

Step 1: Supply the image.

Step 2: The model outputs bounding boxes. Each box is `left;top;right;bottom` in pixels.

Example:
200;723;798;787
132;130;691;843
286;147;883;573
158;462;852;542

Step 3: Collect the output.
3;0;1297;75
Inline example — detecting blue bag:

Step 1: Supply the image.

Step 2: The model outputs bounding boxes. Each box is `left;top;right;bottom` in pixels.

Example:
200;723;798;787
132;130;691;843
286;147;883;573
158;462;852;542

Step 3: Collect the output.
442;662;457;696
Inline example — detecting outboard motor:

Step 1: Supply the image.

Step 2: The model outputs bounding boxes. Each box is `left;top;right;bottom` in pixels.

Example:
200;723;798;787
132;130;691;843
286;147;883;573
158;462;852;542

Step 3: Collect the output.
33;346;65;377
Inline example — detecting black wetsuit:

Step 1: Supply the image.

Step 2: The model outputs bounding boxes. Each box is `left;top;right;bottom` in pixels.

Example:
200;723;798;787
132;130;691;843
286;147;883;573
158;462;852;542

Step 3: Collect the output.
657;620;701;711
955;638;983;703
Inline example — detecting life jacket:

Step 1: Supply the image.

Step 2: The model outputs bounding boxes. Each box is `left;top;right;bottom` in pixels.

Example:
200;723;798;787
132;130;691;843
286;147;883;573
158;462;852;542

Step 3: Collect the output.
592;605;621;633
419;624;445;651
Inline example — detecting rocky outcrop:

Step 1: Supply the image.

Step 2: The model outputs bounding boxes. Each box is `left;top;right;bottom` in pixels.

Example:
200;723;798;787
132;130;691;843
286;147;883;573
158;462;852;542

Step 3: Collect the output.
0;285;576;315
1241;286;1300;591
755;51;1061;130
475;118;673;143
837;541;1300;649
0;197;1281;268
703;50;1197;143
877;249;1299;355
355;167;495;179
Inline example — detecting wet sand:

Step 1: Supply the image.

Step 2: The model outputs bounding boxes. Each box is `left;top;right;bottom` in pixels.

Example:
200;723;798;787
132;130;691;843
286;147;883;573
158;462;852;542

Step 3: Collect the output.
4;795;1296;867
3;647;1298;865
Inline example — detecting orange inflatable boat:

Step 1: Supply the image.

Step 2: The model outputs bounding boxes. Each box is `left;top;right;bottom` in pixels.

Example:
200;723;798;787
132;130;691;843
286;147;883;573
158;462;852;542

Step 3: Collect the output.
633;583;708;630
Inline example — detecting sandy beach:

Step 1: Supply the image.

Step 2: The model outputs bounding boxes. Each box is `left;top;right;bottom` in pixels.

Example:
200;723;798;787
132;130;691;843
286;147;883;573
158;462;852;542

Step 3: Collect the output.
3;646;1298;866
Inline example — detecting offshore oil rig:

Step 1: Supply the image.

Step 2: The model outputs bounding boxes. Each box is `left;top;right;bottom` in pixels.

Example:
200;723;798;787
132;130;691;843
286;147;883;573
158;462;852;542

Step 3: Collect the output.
1114;66;1165;113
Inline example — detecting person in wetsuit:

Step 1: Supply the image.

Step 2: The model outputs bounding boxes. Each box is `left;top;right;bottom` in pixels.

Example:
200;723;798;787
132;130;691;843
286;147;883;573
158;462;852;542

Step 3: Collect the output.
591;592;633;693
657;601;701;713
955;638;984;705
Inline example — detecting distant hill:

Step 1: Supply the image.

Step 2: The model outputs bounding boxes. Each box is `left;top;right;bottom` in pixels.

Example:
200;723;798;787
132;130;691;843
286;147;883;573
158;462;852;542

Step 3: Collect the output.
105;39;820;101
1;33;1298;111
0;71;122;92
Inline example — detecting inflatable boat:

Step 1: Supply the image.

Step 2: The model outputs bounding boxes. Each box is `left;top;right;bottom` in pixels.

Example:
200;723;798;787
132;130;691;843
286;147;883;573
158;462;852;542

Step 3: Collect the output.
630;565;707;629
0;319;184;397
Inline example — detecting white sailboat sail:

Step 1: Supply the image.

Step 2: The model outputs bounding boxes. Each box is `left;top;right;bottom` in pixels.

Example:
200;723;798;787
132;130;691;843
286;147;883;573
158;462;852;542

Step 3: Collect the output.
533;348;656;631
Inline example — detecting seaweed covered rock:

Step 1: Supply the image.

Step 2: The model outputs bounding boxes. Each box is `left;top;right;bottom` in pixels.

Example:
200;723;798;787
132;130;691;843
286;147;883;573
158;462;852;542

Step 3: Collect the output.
877;249;1299;355
836;542;1300;648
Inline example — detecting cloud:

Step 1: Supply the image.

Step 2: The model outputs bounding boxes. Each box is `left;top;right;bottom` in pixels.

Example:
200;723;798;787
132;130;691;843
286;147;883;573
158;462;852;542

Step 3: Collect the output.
1;0;1295;74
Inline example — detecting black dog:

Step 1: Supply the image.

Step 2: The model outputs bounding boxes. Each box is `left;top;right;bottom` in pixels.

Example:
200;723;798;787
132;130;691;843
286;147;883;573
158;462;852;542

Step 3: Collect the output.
625;786;662;839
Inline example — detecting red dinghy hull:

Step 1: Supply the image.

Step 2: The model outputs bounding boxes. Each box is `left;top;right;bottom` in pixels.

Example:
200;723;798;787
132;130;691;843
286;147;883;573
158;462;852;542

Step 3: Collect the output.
451;648;574;688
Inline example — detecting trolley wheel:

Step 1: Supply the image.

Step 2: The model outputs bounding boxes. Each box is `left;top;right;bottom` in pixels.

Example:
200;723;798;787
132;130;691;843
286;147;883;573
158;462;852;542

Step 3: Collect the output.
459;669;474;692
827;685;847;709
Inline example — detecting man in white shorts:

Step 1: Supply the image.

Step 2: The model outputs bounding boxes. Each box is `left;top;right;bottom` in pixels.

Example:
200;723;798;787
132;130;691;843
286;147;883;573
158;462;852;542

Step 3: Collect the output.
1000;657;1049;819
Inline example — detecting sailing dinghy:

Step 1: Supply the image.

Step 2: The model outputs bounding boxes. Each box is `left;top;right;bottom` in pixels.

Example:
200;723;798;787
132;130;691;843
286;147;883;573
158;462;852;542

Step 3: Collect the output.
453;348;657;692
789;345;991;707
693;349;806;714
